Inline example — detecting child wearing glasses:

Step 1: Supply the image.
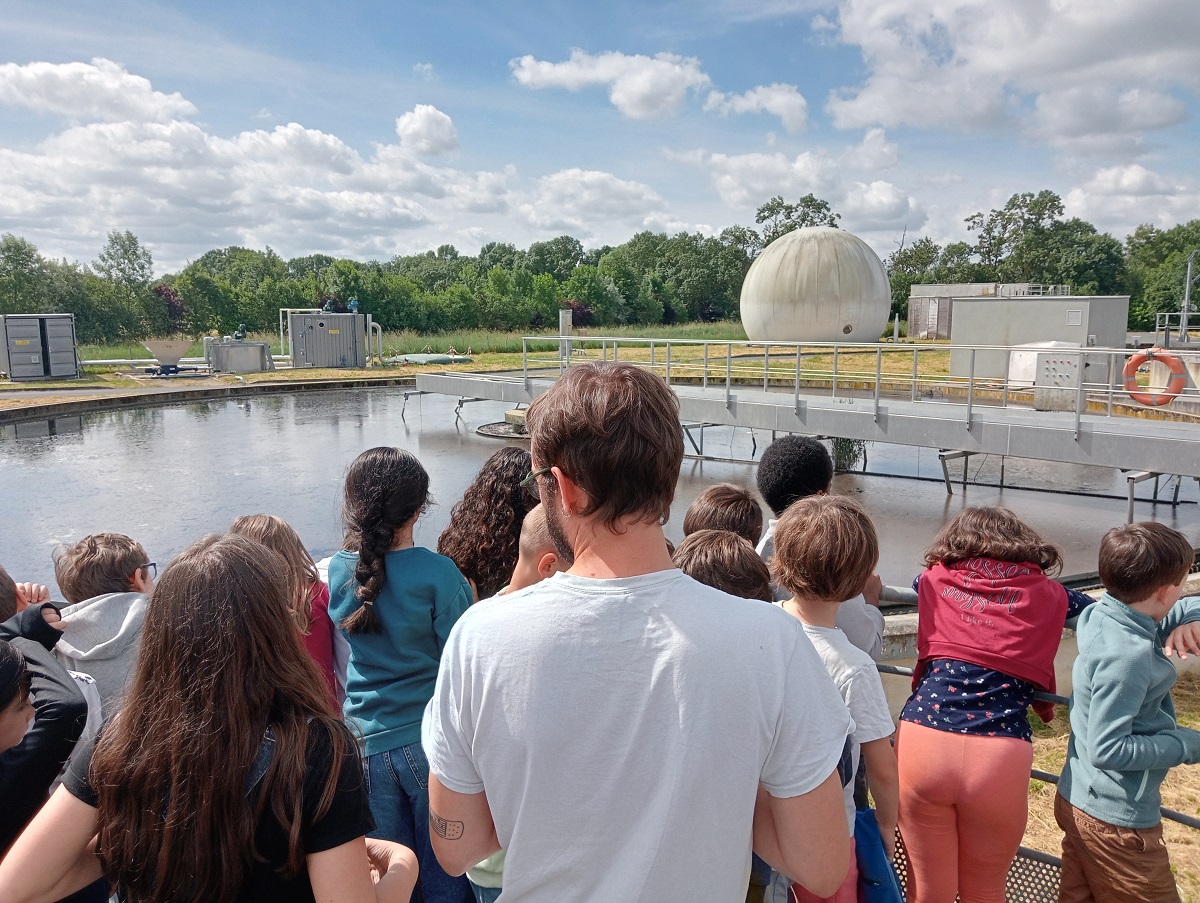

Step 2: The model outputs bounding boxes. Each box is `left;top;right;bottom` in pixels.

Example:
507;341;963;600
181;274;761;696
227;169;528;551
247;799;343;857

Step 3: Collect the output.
53;533;154;719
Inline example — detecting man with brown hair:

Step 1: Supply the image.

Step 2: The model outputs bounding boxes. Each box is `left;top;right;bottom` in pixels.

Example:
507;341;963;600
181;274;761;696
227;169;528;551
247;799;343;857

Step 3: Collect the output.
53;533;153;717
423;362;853;903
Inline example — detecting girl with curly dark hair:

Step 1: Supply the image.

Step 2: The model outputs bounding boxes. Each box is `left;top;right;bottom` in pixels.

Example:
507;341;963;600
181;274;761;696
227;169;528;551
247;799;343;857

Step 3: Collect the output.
327;447;474;903
437;447;535;600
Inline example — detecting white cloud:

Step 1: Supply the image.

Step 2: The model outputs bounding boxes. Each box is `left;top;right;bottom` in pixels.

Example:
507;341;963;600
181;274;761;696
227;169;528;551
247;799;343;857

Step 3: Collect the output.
676;130;925;234
394;104;459;155
704;83;808;132
839;128;898;170
412;62;434;80
824;0;1200;157
1064;164;1200;233
0;89;520;268
0;60;714;269
517;168;669;233
841;180;921;230
0;57;196;122
510;49;711;119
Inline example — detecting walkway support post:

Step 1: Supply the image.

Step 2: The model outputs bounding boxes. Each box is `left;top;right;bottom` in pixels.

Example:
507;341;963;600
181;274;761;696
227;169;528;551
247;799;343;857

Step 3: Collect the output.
874;347;883;422
966;349;976;429
1125;470;1156;523
725;343;733;410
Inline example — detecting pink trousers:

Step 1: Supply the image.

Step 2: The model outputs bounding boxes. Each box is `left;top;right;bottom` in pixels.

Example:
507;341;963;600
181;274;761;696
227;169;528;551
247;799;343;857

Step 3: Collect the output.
896;721;1033;903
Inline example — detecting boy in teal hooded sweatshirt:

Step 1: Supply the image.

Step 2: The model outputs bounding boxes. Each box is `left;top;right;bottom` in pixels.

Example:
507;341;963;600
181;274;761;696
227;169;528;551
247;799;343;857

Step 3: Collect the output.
1057;522;1200;903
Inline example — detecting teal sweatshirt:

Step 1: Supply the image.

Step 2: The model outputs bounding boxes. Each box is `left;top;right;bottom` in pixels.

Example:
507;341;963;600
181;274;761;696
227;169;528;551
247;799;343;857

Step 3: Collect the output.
1058;592;1200;828
328;547;472;756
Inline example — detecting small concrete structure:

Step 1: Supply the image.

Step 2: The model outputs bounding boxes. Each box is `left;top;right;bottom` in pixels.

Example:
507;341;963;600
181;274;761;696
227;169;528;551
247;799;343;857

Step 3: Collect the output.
740;227;891;343
949;295;1130;380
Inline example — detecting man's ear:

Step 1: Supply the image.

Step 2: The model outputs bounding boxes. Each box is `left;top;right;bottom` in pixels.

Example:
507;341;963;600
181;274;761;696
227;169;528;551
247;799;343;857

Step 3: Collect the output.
536;552;560;578
551;466;586;516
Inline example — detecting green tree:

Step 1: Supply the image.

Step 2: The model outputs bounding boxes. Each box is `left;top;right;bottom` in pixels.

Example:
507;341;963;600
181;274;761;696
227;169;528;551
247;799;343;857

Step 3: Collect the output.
524;236;584;283
43;259;109;343
1124;221;1200;329
755;194;840;245
563;265;624;325
0;234;49;314
964;190;1063;276
477;242;518;272
93;230;158;335
174;269;237;335
885;237;942;320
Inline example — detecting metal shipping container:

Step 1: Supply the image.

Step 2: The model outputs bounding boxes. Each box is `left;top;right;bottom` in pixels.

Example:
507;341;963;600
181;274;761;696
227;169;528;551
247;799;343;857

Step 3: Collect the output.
287;313;366;368
0;314;80;381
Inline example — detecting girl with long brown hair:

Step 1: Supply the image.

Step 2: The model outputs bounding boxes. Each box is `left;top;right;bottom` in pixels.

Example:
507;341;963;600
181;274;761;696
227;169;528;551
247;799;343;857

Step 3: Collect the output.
327;447;474;903
231;513;339;703
896;507;1094;903
0;533;418;903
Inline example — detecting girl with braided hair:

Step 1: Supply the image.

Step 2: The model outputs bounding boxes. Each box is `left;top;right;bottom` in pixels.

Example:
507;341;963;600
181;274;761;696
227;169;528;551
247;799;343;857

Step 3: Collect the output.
328;447;474;903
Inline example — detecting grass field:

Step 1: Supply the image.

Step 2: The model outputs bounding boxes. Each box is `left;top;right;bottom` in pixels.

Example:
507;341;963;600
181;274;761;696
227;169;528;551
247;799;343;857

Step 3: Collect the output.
76;322;753;362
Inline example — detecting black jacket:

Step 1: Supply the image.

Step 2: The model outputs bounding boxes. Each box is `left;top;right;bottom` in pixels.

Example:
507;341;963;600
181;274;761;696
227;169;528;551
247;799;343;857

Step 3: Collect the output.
0;605;88;854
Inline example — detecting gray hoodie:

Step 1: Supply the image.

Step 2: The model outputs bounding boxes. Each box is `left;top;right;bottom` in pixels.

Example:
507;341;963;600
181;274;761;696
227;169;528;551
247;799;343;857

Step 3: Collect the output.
54;592;147;718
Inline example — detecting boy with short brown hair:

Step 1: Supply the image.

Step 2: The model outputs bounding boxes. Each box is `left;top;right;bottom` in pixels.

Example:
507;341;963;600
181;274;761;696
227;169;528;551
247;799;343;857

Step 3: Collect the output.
672;529;772;603
772;495;898;903
682;484;764;546
52;533;153;717
1056;522;1200;903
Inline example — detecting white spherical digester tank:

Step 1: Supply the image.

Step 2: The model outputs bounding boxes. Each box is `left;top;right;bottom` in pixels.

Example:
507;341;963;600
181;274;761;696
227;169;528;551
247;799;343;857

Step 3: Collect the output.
739;226;891;343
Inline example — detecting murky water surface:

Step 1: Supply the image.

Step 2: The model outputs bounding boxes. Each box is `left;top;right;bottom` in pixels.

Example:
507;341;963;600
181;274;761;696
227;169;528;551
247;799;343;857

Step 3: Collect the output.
2;388;1197;591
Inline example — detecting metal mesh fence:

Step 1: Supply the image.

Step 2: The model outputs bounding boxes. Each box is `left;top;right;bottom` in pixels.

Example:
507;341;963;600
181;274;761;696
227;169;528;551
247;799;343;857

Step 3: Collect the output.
893;837;1062;902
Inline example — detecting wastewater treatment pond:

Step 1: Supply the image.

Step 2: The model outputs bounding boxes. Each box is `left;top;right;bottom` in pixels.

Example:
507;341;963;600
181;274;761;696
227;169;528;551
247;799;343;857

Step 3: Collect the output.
1;387;1197;590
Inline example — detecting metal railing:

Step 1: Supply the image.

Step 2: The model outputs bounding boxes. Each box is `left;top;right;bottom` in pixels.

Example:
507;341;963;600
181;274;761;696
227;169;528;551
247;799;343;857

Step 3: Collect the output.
519;336;1198;436
1156;311;1200;347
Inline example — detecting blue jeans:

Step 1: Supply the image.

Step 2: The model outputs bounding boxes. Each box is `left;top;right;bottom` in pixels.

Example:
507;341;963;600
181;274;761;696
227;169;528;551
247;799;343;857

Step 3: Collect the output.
469;882;502;903
365;741;474;903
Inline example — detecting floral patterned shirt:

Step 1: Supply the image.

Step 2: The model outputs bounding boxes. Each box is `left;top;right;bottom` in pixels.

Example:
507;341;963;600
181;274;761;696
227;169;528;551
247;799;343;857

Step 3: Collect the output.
899;587;1093;741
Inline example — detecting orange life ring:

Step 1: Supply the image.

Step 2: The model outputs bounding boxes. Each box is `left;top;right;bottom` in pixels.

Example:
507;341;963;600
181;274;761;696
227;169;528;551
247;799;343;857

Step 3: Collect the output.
1122;348;1187;406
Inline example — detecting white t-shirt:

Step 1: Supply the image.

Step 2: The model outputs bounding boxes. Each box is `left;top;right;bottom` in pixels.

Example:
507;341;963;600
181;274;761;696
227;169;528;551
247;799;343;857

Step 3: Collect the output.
758;519;885;660
799;622;896;833
424;569;852;903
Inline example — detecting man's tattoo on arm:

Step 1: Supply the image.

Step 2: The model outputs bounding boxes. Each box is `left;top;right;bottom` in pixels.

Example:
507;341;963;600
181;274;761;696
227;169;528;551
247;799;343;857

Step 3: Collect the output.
430;808;465;840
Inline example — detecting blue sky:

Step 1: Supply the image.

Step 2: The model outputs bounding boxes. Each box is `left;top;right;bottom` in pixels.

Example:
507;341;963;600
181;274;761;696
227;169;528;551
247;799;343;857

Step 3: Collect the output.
1;0;1198;273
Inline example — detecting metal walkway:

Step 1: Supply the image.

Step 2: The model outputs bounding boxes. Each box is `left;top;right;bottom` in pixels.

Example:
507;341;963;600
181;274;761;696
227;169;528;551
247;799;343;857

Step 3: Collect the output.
412;335;1200;480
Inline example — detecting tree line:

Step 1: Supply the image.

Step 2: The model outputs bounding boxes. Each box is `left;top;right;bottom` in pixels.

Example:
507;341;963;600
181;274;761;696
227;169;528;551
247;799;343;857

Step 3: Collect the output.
0;191;1195;345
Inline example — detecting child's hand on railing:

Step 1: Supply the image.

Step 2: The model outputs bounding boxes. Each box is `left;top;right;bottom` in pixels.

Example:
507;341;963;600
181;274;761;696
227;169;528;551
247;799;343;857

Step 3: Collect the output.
1164;621;1200;659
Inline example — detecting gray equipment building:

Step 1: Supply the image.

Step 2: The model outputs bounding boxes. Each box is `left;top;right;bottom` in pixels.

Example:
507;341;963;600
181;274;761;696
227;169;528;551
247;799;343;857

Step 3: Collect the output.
0;313;80;381
948;294;1131;382
908;283;1072;340
287;312;368;369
